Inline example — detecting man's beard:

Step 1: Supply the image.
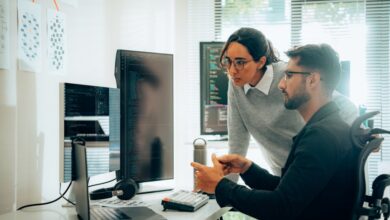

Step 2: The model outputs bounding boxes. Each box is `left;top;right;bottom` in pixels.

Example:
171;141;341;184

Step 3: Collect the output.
284;84;310;110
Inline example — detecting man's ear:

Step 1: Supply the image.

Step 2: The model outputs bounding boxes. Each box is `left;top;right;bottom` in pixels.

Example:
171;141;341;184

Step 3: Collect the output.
308;72;321;88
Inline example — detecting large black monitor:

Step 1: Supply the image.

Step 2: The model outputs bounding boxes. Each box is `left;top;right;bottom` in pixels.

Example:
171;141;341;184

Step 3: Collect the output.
200;42;229;135
59;83;120;182
114;50;174;185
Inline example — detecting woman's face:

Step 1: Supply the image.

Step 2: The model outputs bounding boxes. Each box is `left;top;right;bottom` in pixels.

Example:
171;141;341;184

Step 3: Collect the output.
223;42;264;87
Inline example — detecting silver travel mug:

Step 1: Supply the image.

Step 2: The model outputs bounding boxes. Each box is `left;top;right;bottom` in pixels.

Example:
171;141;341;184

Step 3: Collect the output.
193;138;207;190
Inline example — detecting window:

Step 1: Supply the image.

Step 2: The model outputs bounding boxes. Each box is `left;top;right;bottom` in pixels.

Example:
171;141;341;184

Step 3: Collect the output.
291;0;366;104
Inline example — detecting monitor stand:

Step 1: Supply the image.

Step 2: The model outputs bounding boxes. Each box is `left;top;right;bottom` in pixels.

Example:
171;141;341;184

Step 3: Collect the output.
61;183;76;207
137;179;174;194
114;170;174;194
203;135;228;142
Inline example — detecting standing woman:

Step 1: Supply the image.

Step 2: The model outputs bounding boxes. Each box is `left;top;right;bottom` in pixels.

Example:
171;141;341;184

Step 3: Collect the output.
221;27;357;176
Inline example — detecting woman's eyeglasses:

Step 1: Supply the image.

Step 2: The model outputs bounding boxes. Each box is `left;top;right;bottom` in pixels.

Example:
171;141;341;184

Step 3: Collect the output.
220;57;253;71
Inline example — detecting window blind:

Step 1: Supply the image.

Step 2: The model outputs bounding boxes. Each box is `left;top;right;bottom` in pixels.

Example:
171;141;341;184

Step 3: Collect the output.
185;0;216;140
291;0;366;103
365;0;390;185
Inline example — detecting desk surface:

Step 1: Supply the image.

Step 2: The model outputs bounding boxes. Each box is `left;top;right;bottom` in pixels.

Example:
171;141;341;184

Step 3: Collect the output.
0;190;231;220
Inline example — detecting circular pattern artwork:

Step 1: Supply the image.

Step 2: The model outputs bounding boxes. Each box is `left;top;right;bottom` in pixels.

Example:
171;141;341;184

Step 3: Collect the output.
20;12;40;62
48;14;65;71
0;4;8;51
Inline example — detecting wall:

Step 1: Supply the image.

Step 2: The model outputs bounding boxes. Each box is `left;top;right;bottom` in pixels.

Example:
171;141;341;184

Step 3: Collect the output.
173;0;190;189
0;0;17;214
0;0;175;213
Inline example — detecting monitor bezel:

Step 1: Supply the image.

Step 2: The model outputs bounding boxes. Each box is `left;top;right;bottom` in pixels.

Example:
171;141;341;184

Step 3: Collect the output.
115;49;174;184
199;41;228;136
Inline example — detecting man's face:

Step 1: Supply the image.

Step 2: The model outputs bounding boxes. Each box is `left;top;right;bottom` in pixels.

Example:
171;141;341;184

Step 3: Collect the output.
278;57;311;110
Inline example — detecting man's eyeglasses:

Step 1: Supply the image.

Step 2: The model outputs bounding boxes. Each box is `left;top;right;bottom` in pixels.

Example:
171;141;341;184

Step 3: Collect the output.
220;57;253;71
283;71;312;81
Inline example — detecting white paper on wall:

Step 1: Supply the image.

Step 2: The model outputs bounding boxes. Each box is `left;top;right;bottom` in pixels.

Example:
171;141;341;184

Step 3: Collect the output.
18;0;42;72
60;0;78;8
47;9;66;75
0;0;10;70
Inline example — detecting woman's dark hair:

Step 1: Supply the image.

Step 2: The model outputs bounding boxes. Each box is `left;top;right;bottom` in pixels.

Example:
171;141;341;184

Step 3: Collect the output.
219;27;280;71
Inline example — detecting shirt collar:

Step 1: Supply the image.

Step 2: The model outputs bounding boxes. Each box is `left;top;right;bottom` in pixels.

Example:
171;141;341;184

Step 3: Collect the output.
244;64;274;95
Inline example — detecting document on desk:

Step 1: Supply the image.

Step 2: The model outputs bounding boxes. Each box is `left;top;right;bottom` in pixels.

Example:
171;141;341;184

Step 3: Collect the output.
91;197;149;208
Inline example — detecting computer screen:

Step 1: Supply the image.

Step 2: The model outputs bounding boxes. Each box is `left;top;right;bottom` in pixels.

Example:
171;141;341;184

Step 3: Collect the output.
114;50;174;183
59;83;120;182
200;42;229;135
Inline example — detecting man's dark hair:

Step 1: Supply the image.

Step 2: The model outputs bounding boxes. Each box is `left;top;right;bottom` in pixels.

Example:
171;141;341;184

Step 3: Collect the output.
220;27;280;71
285;44;341;93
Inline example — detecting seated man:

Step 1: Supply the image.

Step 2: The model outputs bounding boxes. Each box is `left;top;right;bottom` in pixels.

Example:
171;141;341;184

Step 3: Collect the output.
191;44;357;220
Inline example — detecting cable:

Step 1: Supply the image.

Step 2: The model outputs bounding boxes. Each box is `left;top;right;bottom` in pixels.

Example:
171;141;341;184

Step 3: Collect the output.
18;175;116;211
57;176;115;205
17;181;73;211
61;195;75;206
88;178;116;188
59;182;75;206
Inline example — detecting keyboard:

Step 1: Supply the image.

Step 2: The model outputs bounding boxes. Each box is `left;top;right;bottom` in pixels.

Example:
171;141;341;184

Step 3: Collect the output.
90;207;128;219
161;190;209;212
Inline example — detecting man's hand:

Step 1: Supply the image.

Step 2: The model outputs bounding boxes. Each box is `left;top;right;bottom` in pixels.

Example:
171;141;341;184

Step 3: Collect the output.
191;154;224;194
218;154;252;175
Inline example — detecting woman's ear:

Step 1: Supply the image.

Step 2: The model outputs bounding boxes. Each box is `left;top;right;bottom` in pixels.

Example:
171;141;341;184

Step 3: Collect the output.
257;56;267;70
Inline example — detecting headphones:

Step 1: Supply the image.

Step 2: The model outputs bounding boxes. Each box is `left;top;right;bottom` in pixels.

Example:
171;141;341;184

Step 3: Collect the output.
90;178;139;200
71;137;139;200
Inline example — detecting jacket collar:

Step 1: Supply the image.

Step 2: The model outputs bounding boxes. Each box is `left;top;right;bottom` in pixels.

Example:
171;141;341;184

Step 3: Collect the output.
292;101;339;142
305;101;339;127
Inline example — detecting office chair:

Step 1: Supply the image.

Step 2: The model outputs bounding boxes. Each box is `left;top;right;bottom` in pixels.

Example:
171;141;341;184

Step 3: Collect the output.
350;111;390;220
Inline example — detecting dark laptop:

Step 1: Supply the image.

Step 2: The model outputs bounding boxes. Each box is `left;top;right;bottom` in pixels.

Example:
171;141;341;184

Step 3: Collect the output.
72;142;166;220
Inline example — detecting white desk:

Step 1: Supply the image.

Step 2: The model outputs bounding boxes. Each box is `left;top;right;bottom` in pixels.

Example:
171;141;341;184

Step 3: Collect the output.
0;190;231;220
